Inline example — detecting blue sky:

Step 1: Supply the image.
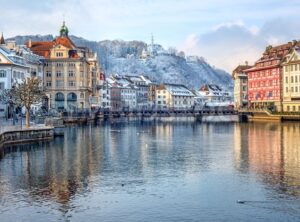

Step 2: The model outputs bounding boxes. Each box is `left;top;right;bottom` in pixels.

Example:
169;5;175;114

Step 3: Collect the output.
1;0;300;71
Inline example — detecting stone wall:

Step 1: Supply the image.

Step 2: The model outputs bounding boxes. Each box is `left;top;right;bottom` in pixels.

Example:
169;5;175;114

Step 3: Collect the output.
0;127;54;148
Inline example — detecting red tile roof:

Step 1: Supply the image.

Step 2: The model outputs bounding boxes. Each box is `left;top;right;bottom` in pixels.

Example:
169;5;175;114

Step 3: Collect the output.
27;36;78;58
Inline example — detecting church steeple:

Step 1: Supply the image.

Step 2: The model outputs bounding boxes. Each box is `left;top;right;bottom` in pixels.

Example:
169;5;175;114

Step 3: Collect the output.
0;32;5;45
59;21;69;37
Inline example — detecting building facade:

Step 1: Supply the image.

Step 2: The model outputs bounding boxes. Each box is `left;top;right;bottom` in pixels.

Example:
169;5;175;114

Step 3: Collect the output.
282;48;300;112
246;42;298;111
0;36;31;117
232;64;251;110
28;22;100;112
156;83;195;110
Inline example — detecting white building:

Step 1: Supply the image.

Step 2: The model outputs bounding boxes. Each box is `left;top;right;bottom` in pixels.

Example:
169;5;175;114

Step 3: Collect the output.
197;84;233;108
156;83;195;110
125;75;152;109
0;41;31;117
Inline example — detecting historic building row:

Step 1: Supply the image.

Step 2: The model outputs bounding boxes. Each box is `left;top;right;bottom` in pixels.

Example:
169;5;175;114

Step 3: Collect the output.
233;40;300;112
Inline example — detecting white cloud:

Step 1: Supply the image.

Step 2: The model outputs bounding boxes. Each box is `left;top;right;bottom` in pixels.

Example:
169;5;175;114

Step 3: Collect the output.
179;19;300;72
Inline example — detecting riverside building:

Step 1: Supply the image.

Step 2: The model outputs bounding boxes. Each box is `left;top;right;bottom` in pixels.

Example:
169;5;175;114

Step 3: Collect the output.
28;22;101;111
282;47;300;112
232;63;251;110
245;42;299;111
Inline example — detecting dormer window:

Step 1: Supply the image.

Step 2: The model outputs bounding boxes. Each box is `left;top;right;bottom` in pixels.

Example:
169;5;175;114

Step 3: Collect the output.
56;52;63;57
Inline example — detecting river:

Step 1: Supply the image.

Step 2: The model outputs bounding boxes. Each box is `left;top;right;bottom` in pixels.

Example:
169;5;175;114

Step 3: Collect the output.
0;120;300;221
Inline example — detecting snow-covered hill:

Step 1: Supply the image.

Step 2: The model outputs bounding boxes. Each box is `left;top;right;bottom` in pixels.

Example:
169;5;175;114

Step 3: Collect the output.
9;35;233;90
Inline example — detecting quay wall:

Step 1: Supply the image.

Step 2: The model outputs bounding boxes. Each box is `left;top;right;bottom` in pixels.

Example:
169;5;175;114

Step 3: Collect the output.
0;126;54;148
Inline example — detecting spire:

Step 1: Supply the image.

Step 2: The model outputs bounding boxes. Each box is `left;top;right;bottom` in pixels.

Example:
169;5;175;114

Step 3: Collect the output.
0;32;5;45
60;21;69;37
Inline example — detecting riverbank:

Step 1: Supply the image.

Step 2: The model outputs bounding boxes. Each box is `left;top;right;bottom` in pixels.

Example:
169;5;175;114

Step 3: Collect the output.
0;125;54;148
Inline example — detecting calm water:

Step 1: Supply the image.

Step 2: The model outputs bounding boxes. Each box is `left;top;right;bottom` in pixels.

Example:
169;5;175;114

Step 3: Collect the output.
0;120;300;221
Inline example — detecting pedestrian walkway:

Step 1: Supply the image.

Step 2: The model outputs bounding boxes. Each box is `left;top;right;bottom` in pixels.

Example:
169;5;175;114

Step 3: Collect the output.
0;118;37;133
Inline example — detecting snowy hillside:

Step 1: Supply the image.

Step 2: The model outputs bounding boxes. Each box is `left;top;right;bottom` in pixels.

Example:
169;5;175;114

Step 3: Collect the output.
9;35;233;90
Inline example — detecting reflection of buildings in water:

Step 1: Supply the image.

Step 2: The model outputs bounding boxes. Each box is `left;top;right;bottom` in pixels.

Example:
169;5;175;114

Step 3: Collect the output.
282;124;300;194
234;122;300;196
0;126;105;208
233;123;249;172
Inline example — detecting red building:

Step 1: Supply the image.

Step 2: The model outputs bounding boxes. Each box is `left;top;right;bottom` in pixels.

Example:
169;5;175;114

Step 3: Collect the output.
245;42;298;111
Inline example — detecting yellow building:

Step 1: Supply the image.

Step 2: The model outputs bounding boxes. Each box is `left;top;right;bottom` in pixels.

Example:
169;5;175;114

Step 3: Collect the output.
282;48;300;112
28;22;101;111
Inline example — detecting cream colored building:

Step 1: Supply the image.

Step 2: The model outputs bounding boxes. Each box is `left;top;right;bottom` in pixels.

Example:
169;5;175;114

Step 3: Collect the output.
282;48;300;112
156;83;195;110
28;22;100;111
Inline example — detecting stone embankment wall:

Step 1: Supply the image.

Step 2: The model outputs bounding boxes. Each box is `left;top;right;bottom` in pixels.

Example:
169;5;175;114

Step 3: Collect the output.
0;127;54;148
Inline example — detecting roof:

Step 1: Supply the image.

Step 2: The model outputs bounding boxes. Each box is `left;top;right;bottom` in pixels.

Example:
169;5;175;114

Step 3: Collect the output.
159;83;194;96
0;46;28;68
232;65;252;74
198;84;231;97
27;36;77;58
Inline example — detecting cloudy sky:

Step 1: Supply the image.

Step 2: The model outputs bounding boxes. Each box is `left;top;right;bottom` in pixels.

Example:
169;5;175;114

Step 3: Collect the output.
1;0;300;72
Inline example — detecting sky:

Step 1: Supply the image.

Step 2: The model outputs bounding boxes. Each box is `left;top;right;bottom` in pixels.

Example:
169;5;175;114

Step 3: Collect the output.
1;0;300;72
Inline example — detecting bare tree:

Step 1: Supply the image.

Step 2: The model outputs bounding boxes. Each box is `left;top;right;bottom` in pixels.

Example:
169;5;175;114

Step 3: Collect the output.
10;77;45;128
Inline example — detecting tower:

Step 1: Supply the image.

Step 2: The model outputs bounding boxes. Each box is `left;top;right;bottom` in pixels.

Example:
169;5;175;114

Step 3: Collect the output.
59;21;69;37
0;32;5;45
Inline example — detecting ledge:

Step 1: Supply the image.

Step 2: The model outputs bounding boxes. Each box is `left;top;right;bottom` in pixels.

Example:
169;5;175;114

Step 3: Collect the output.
0;125;54;148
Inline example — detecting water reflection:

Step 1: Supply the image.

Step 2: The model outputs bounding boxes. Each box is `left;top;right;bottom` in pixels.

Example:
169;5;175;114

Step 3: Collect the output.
234;122;300;197
1;122;223;206
0;121;300;221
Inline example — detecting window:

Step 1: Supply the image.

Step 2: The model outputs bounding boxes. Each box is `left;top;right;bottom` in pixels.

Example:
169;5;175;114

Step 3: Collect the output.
56;71;62;77
69;81;76;87
80;71;84;78
46;71;51;77
296;76;298;83
286;87;289;93
291;87;294;93
291;76;294;83
56;52;63;57
56;63;63;67
46;81;52;87
291;65;294;72
296;87;298;93
56;80;64;87
285;66;288;72
69;63;75;67
286;76;288;83
293;106;296;112
287;106;290;111
295;64;298;71
68;70;75;77
0;82;4;90
0;70;6;78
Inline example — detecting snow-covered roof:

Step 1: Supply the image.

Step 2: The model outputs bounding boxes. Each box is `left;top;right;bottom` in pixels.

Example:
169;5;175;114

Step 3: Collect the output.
198;84;231;97
0;46;28;67
164;84;194;96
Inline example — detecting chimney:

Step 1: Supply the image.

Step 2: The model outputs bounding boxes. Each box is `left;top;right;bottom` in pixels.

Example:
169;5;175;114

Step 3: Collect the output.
28;39;32;48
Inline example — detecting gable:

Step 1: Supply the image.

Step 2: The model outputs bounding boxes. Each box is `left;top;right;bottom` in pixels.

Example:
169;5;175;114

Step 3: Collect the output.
0;51;12;64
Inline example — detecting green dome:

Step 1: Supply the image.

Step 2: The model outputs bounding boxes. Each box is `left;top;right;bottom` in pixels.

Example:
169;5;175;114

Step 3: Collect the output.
60;21;69;37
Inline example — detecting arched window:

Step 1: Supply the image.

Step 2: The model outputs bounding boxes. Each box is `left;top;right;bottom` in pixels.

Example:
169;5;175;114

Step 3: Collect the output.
67;92;77;111
55;92;65;110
